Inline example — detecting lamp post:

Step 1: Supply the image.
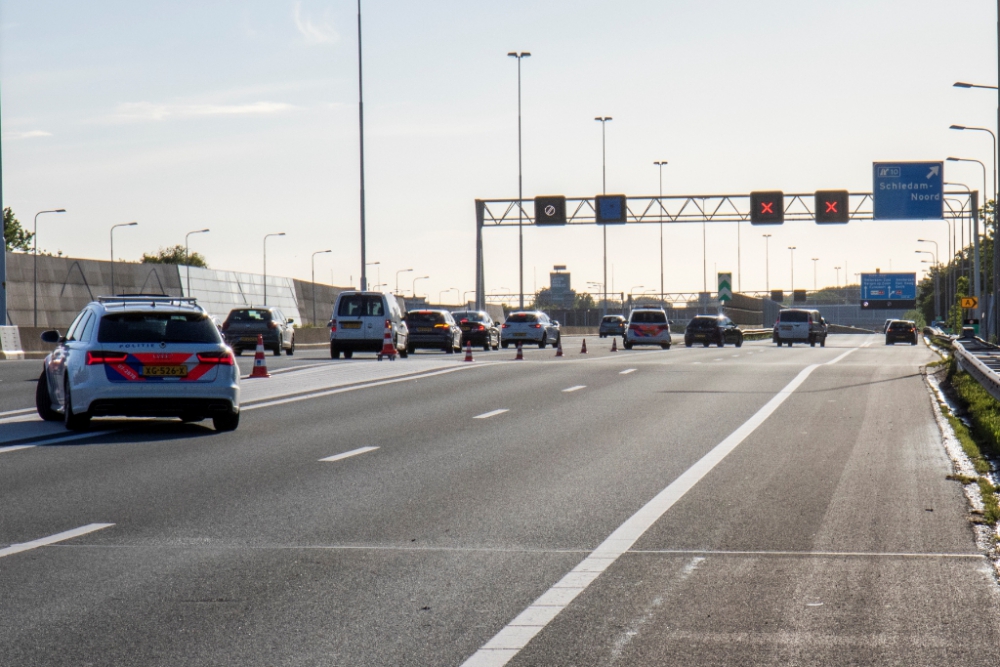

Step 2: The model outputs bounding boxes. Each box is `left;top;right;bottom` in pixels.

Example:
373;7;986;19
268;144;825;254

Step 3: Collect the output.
412;275;429;299
357;0;368;296
263;232;285;305
654;160;668;300
762;234;772;293
395;268;413;295
184;228;210;296
946;181;981;312
508;51;531;310
32;208;66;326
110;221;138;298
788;246;796;294
917;247;940;320
834;265;841;287
595;116;612;315
947;156;990;203
811;258;819;290
439;287;457;304
311;249;332;326
364;261;380;291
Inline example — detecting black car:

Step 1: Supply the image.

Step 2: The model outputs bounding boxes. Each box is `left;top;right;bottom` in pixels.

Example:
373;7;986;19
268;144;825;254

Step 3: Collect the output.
452;310;500;351
404;310;463;353
222;307;295;356
684;314;743;347
598;315;627;338
885;320;917;345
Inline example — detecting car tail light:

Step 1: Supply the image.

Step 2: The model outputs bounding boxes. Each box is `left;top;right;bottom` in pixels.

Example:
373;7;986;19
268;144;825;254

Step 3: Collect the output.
460;318;469;324
502;323;510;328
267;320;278;329
475;324;485;331
197;351;234;365
329;319;337;331
434;323;449;329
86;351;128;365
532;323;542;328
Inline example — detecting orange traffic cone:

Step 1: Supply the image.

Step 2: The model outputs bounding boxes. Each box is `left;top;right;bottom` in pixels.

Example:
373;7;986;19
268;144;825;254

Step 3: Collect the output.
249;334;270;378
514;341;524;360
377;319;396;361
555;340;563;357
580;338;588;354
610;337;618;352
464;341;474;362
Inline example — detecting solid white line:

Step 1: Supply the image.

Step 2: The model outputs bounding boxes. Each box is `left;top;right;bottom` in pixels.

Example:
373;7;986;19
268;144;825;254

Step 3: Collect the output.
562;385;586;393
0;444;36;454
0;523;115;559
474;409;509;419
619;369;637;375
0;407;35;418
825;348;858;365
461;362;824;667
319;446;379;463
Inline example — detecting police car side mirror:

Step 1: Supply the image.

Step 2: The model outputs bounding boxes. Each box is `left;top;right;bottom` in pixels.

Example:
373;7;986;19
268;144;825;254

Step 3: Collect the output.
40;330;62;344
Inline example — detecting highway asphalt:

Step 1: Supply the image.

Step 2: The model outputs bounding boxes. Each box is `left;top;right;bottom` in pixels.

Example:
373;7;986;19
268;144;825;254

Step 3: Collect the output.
2;335;999;666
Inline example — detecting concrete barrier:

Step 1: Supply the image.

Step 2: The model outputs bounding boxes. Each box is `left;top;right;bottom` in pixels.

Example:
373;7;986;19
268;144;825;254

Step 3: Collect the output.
0;326;25;360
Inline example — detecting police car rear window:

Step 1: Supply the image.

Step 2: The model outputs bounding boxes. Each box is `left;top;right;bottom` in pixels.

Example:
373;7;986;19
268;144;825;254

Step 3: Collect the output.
506;313;537;323
98;313;221;343
631;311;667;324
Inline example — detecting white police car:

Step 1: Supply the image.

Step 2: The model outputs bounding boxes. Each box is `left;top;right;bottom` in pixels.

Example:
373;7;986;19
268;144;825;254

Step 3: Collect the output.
35;296;241;431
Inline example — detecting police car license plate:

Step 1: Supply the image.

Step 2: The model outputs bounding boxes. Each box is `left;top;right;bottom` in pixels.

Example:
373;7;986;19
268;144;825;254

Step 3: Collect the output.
143;366;188;377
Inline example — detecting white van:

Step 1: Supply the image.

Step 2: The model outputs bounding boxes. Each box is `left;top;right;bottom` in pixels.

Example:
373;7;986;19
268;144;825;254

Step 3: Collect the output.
773;308;827;347
329;291;409;359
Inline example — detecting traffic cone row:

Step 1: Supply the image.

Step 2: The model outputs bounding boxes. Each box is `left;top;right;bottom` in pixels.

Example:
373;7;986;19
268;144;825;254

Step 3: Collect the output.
249;334;270;378
377;320;396;361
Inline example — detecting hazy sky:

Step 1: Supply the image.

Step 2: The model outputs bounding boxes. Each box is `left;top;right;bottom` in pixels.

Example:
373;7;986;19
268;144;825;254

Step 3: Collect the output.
1;0;998;302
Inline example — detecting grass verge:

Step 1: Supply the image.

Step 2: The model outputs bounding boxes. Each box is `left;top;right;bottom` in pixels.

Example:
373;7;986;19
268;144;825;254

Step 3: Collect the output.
942;359;1000;525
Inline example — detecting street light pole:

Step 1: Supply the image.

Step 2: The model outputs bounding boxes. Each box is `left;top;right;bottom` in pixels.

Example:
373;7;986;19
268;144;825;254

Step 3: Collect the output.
357;0;368;296
508;51;530;311
834;265;841;287
811;258;819;290
263;232;285;305
32;208;66;326
110;221;138;298
947;156;990;203
184;228;210;297
312;249;332;326
412;275;429;298
788;246;796;294
364;261;380;291
762;234;771;293
595;116;612;315
654;160;668;301
395;268;413;295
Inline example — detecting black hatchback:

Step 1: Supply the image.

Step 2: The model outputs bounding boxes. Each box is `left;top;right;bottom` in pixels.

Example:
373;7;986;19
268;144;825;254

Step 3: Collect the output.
684;315;743;347
451;310;500;351
885;320;917;345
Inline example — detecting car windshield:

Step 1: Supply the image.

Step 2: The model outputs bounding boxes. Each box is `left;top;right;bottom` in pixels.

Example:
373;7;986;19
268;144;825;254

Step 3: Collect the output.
688;317;717;328
631;311;667;324
226;309;271;323
98;312;221;343
338;295;384;317
406;311;446;324
779;311;809;322
506;313;537;323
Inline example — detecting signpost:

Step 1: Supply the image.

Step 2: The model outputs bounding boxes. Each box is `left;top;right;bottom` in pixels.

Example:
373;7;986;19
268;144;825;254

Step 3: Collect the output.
860;272;917;309
718;272;732;303
872;162;943;220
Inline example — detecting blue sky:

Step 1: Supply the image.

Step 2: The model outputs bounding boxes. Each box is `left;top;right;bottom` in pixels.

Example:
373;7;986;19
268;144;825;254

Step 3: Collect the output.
2;0;998;301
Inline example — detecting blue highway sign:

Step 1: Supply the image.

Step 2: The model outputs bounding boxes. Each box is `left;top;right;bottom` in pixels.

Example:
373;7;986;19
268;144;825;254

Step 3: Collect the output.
860;272;917;309
872;162;943;220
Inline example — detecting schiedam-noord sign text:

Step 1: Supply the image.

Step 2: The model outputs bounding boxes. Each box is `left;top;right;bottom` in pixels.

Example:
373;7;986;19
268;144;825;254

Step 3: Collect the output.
872;161;943;220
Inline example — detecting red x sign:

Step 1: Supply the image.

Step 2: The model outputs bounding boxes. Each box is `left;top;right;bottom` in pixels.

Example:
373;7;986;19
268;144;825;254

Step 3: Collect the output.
825;201;838;213
760;202;774;214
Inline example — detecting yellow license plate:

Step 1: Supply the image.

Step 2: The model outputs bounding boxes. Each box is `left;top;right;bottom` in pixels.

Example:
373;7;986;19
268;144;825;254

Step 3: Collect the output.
342;322;362;329
142;365;188;377
514;333;526;337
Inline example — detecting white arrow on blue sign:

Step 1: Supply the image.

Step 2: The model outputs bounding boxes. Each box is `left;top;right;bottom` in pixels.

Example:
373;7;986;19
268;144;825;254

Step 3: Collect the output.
872;161;943;220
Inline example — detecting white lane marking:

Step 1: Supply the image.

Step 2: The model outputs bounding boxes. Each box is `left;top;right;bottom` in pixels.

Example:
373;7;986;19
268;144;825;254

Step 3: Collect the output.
461;362;824;667
474;409;509;419
825;348;858;365
0;407;35;418
0;444;36;454
0;413;43;425
242;365;486;411
319;446;379;463
562;385;586;393
861;340;873;348
692;362;702;365
619;369;637;375
0;523;115;559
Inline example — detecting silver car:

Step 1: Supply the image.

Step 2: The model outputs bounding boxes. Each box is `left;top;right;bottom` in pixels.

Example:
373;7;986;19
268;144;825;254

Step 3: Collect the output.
500;311;561;349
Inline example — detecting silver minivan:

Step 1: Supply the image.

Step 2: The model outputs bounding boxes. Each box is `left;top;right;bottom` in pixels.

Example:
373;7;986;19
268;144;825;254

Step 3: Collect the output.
329;291;409;359
773;308;827;347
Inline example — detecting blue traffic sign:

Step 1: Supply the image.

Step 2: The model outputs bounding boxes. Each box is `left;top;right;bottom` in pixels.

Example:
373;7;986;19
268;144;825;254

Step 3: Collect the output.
860;273;916;301
872;162;943;220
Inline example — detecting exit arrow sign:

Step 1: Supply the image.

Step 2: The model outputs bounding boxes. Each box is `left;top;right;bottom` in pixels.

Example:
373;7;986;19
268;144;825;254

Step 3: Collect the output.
718;272;733;302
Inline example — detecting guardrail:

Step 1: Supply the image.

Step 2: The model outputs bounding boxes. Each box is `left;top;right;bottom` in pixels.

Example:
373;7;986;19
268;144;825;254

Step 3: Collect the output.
741;328;773;341
949;333;1000;404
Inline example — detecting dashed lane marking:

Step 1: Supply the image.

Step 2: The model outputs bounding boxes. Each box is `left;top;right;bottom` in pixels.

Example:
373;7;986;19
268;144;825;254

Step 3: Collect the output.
474;409;509;419
319;446;379;463
562;386;586;393
0;523;115;559
619;369;637;375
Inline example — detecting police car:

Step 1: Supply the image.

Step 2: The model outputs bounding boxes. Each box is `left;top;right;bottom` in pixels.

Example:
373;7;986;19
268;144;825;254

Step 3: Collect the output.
35;296;241;431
